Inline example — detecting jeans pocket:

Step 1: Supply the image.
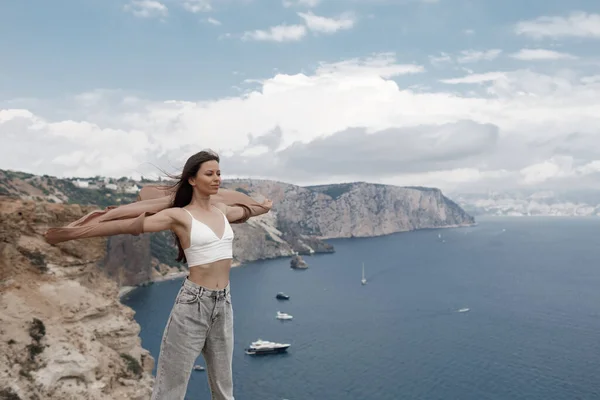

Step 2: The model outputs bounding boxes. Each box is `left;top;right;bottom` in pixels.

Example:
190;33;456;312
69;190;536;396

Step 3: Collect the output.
176;287;198;305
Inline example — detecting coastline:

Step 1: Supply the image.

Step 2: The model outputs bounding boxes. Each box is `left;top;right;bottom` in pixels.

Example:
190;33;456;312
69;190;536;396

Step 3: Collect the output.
118;286;137;298
315;221;477;240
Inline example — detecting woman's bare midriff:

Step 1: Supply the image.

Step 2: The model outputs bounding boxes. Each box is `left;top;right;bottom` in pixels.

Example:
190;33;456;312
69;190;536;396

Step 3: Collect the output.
187;258;232;290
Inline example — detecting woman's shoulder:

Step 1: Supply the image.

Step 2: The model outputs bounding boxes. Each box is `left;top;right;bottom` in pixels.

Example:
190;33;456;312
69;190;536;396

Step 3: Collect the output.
212;202;227;213
161;207;189;223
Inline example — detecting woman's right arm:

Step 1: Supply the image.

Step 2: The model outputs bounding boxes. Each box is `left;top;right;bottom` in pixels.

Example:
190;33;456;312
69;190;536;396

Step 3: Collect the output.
44;204;182;245
142;208;180;233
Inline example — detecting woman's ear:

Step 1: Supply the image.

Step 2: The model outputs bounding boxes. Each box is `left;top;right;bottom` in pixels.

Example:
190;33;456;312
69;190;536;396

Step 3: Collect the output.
188;176;196;187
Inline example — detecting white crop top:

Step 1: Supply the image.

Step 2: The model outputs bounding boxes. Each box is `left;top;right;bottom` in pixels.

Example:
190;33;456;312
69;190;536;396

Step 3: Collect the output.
182;207;234;266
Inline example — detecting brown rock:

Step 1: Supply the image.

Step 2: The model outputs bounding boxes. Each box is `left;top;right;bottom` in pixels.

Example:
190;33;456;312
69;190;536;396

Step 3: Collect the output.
0;197;154;400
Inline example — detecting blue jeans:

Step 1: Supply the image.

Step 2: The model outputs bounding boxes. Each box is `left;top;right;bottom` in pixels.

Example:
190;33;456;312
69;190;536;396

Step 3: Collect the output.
151;278;234;399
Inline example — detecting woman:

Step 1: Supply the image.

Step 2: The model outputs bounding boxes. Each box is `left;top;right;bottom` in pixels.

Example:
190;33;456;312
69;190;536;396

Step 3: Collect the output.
44;150;272;399
145;150;271;400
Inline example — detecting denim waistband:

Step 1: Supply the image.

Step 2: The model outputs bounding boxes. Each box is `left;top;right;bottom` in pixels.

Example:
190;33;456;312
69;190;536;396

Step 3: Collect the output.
182;277;230;297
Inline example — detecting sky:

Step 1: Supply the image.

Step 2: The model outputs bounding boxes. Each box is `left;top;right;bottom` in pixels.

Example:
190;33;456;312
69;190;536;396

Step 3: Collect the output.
1;0;600;193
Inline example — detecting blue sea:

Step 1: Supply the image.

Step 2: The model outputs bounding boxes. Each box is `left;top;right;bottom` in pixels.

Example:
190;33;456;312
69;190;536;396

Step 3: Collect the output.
123;217;600;400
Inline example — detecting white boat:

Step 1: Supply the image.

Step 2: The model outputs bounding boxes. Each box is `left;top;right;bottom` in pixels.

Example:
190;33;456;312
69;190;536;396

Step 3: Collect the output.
457;308;470;313
245;339;291;355
193;365;205;371
361;262;367;285
276;311;293;320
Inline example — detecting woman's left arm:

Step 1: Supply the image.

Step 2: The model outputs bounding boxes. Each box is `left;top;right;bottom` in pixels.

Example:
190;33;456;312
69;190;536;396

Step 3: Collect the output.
216;199;273;223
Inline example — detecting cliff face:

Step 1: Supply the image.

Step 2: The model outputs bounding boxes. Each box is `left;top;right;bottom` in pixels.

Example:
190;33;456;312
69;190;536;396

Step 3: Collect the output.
225;181;475;240
102;234;152;287
0;198;154;400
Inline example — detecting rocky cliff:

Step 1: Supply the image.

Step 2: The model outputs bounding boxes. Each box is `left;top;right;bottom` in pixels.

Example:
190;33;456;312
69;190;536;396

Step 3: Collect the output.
0;198;154;400
224;180;475;239
102;234;153;287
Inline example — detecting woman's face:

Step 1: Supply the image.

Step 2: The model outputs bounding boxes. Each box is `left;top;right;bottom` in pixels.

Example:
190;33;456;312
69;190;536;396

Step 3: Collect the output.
191;160;221;195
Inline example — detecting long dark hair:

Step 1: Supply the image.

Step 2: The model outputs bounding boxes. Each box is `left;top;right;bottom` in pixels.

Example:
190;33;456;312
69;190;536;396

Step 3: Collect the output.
160;150;220;263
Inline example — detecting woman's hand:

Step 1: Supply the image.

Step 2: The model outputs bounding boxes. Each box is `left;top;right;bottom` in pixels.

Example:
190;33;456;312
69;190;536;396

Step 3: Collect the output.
261;198;273;210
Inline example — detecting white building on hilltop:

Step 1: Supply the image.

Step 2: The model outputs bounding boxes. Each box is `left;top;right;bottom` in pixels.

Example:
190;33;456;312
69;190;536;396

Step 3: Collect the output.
73;179;89;188
124;184;140;194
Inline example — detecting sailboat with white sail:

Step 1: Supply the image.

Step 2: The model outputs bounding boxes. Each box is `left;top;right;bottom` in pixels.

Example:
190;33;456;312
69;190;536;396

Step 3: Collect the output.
361;262;367;285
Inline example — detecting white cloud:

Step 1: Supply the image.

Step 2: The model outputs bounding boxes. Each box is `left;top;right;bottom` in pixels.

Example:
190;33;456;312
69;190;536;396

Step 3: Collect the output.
520;156;573;185
239;10;355;43
429;49;501;65
456;49;502;63
123;0;168;18
517;156;600;185
440;69;586;100
181;0;211;13
242;24;307;42
283;0;320;7
440;72;506;84
381;168;511;190
0;109;152;178
207;17;222;26
515;12;600;39
429;52;452;65
298;11;356;33
0;109;34;123
463;29;475;35
510;49;578;61
581;75;600;84
314;52;424;78
2;53;600;192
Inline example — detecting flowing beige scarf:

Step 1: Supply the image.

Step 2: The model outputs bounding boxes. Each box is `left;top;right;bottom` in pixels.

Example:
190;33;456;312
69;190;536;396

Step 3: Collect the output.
44;185;269;245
